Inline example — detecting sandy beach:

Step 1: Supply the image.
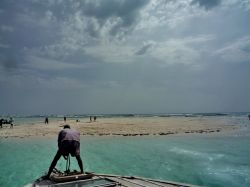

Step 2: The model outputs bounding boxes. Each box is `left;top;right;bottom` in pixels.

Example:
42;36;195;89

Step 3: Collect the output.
0;117;239;138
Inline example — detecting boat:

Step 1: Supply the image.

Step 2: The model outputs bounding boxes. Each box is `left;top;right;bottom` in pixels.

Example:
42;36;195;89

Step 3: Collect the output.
27;169;199;187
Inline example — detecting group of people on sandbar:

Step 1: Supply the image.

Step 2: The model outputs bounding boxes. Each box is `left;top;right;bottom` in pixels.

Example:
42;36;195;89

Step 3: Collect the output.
0;117;13;128
44;115;99;125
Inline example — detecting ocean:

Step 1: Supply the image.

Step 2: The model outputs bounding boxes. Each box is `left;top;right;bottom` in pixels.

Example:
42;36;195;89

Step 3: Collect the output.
0;113;250;187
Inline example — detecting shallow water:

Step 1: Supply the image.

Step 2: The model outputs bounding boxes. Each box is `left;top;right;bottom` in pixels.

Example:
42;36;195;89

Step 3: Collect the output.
0;134;250;187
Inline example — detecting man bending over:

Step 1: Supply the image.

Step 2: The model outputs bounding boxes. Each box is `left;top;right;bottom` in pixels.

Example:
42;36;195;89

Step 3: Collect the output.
46;124;83;178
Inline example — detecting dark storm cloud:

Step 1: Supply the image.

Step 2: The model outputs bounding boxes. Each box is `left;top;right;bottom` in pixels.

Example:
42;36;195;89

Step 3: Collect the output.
28;0;149;39
0;0;150;51
0;0;61;50
191;0;221;10
1;0;250;115
80;0;149;37
81;0;148;20
0;0;149;73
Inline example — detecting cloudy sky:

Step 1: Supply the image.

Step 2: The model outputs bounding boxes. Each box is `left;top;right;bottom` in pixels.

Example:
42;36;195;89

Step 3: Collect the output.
1;0;250;115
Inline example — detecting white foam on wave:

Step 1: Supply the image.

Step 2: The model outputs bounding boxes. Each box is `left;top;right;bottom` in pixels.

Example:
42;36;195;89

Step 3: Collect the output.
169;147;224;161
206;165;250;185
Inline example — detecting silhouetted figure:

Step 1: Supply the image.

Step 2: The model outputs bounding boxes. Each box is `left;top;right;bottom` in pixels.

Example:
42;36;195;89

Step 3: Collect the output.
45;117;49;124
9;117;13;128
0;119;3;128
90;116;92;122
46;125;83;178
94;116;97;122
248;114;250;120
64;116;66;122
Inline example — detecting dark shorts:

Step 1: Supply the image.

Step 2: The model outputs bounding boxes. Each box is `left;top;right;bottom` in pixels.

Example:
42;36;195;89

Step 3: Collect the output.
59;140;80;157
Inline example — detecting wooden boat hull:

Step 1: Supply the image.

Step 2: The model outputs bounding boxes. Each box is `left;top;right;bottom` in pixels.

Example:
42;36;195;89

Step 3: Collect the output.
28;172;199;187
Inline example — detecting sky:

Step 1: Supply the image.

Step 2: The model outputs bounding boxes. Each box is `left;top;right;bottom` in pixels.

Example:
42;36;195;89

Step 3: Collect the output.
0;0;250;115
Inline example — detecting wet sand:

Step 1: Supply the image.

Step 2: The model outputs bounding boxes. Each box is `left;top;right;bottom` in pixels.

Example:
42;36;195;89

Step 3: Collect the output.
0;117;240;138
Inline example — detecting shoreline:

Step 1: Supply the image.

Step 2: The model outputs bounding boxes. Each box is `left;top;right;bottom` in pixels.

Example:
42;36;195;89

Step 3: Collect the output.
0;117;241;139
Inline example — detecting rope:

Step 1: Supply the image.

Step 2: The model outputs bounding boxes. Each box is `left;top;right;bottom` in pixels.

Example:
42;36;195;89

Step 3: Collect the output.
65;155;71;174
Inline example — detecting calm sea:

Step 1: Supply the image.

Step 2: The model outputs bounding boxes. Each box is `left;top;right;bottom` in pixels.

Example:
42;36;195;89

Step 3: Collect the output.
0;113;250;187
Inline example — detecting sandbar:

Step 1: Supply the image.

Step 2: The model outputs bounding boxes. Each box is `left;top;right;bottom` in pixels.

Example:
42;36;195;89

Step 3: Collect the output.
0;117;240;139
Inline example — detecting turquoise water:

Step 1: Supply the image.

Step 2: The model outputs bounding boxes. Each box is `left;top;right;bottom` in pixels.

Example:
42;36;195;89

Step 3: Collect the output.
0;135;250;187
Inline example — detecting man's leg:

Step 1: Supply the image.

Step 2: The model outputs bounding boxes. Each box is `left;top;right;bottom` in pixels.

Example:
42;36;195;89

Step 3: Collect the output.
75;155;84;173
47;150;61;177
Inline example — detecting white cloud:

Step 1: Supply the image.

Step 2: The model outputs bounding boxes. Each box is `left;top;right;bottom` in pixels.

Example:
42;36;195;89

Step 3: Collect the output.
182;35;215;44
143;35;214;65
61;11;98;47
222;0;250;10
151;41;200;65
137;0;207;30
216;36;250;62
85;43;135;63
83;34;215;65
83;35;214;66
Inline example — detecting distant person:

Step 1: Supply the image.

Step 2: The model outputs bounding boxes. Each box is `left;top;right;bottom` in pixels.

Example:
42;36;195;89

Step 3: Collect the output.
94;116;97;122
64;116;67;122
90;116;92;122
76;119;80;122
248;114;250;120
46;124;84;178
45;117;49;124
0;119;3;128
9;117;13;128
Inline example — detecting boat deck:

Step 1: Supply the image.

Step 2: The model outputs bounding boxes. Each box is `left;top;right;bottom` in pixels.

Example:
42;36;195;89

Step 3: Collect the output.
31;173;199;187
